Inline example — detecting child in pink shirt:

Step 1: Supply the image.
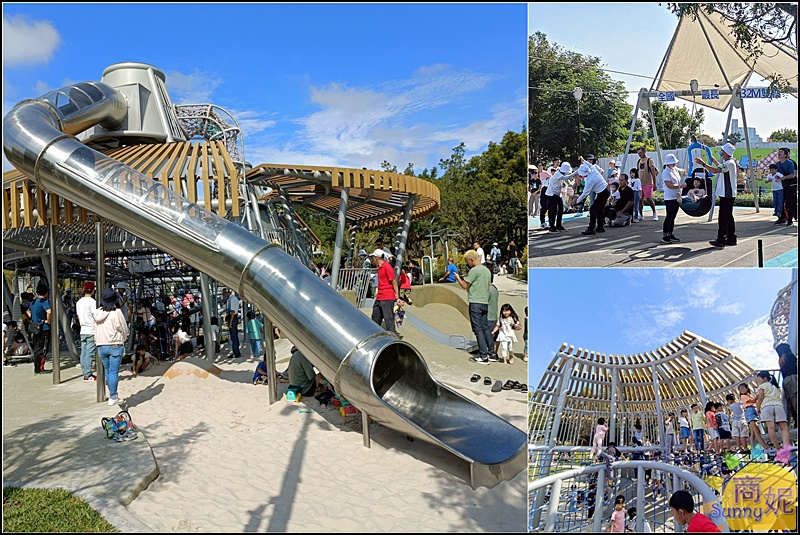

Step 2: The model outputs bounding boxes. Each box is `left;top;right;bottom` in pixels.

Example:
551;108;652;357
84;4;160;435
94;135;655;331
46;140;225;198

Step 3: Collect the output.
590;417;609;459
705;401;719;454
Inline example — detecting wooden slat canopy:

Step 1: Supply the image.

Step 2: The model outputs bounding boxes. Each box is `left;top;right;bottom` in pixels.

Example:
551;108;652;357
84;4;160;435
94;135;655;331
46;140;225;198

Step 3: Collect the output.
531;330;757;413
246;164;440;231
3;140;240;230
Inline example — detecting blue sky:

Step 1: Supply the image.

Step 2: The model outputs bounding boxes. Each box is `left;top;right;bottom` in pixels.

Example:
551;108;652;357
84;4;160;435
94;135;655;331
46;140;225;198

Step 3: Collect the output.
3;3;526;172
528;268;796;387
529;3;798;144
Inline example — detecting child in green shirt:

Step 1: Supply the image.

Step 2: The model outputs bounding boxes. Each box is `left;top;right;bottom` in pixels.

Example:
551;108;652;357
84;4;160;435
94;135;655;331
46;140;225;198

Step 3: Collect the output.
246;311;263;359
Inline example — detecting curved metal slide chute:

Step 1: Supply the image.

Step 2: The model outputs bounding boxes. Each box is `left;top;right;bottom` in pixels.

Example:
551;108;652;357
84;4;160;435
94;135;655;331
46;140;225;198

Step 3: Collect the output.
3;81;525;488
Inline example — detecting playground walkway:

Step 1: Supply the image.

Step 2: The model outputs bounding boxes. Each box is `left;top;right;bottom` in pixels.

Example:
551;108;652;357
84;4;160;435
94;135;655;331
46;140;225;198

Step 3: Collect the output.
529;207;797;268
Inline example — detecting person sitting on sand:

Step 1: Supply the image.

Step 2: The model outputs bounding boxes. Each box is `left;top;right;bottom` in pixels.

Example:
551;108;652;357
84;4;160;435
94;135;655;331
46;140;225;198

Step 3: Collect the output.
132;344;159;377
252;360;289;385
172;323;193;360
287;346;320;398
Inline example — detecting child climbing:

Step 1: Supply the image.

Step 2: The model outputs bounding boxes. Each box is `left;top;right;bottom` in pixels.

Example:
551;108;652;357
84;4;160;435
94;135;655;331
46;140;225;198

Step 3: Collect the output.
590;417;609;460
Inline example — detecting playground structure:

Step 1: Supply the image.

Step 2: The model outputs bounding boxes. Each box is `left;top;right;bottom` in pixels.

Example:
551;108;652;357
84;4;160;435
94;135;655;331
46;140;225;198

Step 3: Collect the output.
528;270;798;532
2;62;525;489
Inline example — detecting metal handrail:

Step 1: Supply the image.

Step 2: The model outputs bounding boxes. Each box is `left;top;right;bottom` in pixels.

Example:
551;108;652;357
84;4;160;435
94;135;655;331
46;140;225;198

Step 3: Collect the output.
528;460;729;533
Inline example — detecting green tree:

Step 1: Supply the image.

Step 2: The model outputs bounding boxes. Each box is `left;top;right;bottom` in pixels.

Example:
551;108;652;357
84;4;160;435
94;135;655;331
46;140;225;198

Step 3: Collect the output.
529;32;632;163
769;128;798;142
642;100;705;150
666;3;797;92
698;133;719;146
725;131;744;144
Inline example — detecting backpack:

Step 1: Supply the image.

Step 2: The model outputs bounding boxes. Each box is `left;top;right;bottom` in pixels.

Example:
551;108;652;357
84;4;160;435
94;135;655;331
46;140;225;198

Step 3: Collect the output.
101;410;138;442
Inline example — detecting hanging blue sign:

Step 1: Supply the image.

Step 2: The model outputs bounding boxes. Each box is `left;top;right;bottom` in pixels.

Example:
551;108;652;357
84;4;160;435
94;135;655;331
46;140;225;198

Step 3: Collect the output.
701;89;720;100
741;87;781;99
657;92;676;102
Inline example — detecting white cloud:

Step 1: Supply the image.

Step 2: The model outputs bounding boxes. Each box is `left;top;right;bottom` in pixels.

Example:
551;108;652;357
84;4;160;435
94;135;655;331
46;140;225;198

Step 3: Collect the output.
724;315;778;371
164;69;223;104
228;109;276;136
34;81;51;95
428;99;526;151
2;15;61;67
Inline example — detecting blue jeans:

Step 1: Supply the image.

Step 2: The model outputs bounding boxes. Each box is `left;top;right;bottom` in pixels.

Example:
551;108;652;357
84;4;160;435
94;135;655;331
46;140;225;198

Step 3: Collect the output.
230;316;240;356
693;429;705;452
773;189;784;217
468;303;495;359
633;191;641;218
249;339;263;358
80;334;96;377
98;344;123;399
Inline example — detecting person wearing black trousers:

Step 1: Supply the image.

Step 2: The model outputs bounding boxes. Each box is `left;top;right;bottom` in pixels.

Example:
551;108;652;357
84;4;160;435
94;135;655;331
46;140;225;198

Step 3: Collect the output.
776;147;797;226
545;162;572;233
573;163;610;235
660;153;686;243
695;142;738;247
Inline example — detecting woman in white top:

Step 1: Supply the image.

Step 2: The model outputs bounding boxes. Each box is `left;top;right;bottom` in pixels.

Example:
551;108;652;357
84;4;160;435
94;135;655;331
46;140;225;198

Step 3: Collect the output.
660;154;686;244
93;288;129;406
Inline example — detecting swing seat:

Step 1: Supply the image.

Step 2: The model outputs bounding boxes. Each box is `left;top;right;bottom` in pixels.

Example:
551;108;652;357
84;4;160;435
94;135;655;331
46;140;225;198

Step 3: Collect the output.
679;196;713;217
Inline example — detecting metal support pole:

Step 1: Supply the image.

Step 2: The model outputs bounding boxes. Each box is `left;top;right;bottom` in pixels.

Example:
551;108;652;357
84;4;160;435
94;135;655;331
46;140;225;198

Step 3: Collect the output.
96;221;106;403
722;103;735;145
199;272;214;362
47;223;61;385
592;468;606;533
532;356;575;528
610;367;619;443
636;465;645;533
652;363;665;447
687;347;708;409
647;97;664;172
544;478;562;532
126;277;143;354
620;89;644;176
394;195;417;278
740;100;758;212
263;316;277;405
41;255;78;363
362;410;371;448
330;187;349;290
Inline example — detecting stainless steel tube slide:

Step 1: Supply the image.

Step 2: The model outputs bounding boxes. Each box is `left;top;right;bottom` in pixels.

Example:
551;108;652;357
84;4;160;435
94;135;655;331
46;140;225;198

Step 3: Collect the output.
3;80;525;488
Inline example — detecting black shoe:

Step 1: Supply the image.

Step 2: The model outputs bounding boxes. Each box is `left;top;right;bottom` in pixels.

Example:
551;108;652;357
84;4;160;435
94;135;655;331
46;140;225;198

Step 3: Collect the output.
548;228;558;233
555;226;567;231
595;226;605;233
668;235;680;243
723;240;737;246
787;220;794;226
774;219;787;225
661;236;672;244
708;240;726;248
581;229;596;235
227;354;235;359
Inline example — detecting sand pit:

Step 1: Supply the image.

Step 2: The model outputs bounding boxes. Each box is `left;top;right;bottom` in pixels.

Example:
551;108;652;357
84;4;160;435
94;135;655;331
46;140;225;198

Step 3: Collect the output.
121;342;526;532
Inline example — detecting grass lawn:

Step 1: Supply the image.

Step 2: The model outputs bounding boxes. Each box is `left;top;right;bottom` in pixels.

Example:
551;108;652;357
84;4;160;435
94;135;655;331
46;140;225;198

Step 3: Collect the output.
3;486;118;532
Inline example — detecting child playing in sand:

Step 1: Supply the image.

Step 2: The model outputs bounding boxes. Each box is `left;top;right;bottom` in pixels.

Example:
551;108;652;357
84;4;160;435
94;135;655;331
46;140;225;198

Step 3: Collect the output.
132;344;159;377
681;178;707;204
246;310;264;359
590;417;609;459
726;393;749;453
738;382;770;452
755;371;793;459
492;303;521;364
252;360;289;385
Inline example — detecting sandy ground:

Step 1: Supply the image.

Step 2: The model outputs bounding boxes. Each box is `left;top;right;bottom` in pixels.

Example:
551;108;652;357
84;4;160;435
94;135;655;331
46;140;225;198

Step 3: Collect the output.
119;277;528;532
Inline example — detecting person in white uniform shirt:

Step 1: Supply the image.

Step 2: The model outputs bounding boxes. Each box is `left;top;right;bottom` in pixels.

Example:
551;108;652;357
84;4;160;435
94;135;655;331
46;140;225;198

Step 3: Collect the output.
573;163;610;235
660;153;686;244
695;142;738;248
544;162;571;233
473;242;486;265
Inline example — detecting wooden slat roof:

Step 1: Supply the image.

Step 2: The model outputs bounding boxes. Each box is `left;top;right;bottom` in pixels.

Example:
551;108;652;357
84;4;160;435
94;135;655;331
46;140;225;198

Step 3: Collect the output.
246;164;440;231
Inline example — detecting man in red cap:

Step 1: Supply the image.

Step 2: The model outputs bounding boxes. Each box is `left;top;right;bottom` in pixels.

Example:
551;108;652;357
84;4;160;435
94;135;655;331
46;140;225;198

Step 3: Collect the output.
75;281;97;381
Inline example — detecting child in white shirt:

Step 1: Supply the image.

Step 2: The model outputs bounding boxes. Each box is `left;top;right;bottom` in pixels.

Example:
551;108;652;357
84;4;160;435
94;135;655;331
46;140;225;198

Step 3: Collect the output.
764;163;784;219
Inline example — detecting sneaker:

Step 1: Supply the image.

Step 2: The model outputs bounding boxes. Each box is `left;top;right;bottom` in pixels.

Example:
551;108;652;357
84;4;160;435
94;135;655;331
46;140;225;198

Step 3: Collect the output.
540;223;549;230
108;397;118;406
35;370;52;374
595;226;605;233
548;228;558;233
661;236;672;244
787;220;794;226
774;219;787;225
708;240;726;248
667;235;680;242
469;356;490;365
84;374;97;381
555;226;567;231
488;354;501;362
723;240;737;246
3;361;16;367
581;229;596;236
653;214;659;221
